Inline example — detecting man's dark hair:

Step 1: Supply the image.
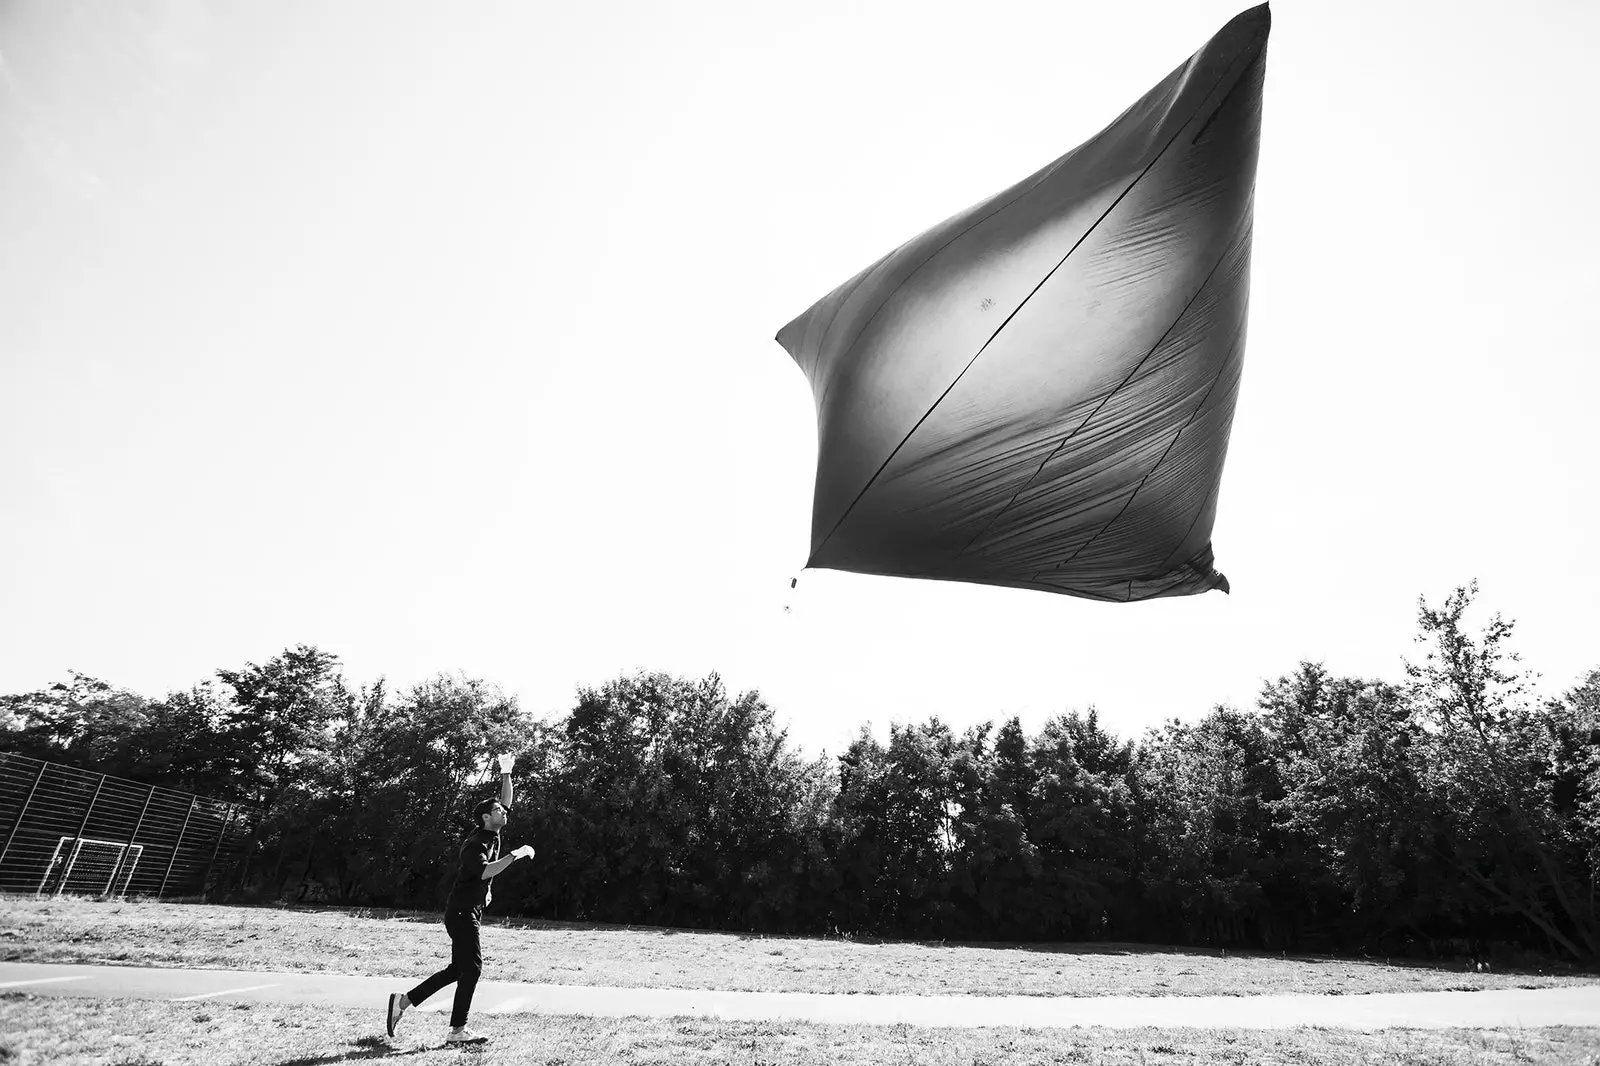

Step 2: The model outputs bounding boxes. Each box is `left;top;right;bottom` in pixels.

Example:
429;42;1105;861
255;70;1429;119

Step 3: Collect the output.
472;797;504;825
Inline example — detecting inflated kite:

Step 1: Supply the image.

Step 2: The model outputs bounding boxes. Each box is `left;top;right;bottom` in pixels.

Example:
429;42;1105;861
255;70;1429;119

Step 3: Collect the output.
776;5;1269;602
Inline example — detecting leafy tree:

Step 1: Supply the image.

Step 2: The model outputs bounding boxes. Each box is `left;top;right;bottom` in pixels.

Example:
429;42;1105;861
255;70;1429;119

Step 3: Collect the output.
946;720;1030;935
1;591;1591;960
830;719;957;934
679;686;827;930
1028;712;1135;939
0;672;151;777
215;645;350;809
551;671;698;923
535;671;827;931
122;682;241;798
1060;707;1132;777
346;673;538;906
1406;583;1596;961
1260;663;1436;951
1130;707;1287;947
882;717;958;932
1549;669;1600;940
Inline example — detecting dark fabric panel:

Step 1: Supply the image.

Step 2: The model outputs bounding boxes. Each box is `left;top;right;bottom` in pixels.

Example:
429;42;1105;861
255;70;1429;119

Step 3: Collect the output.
777;5;1270;602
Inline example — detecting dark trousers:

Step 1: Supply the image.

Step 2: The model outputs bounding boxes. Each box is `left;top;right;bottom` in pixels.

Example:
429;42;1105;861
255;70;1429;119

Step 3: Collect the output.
406;910;482;1028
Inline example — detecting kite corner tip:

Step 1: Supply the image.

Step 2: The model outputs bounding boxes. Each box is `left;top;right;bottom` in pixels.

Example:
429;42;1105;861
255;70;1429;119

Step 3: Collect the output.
1229;2;1271;33
1213;572;1232;595
774;318;805;354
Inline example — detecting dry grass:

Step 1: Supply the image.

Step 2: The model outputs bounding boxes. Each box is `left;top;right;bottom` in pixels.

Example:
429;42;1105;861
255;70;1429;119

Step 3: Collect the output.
2;991;1598;1066
3;896;1596;998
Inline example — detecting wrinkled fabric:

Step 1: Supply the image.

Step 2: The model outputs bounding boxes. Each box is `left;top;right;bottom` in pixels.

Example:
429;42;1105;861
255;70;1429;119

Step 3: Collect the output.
776;5;1269;602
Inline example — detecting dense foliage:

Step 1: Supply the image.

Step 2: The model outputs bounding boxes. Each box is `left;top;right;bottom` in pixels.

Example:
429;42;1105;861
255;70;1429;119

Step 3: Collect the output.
3;583;1596;964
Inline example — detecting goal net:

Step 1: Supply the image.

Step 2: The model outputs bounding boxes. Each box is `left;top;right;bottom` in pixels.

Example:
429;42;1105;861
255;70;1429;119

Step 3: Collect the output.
39;836;145;898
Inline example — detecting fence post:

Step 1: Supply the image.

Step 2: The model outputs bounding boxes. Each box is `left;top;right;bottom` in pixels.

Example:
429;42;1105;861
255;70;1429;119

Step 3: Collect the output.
106;783;157;897
200;804;237;899
52;773;107;897
158;797;198;899
0;758;48;871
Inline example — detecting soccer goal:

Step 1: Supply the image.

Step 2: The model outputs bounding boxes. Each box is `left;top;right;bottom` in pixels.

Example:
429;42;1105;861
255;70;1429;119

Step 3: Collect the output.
38;836;145;898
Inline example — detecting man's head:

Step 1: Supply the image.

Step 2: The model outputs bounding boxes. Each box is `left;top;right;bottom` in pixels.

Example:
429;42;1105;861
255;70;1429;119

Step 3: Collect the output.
474;797;508;832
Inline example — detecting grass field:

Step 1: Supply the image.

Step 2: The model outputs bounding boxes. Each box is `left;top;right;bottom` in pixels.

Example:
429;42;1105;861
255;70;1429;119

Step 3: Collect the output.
3;897;1595;998
3;898;1599;1065
3;992;1599;1066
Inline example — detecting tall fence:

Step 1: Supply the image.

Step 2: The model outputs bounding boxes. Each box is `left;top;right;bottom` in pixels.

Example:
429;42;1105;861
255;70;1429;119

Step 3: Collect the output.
0;752;253;899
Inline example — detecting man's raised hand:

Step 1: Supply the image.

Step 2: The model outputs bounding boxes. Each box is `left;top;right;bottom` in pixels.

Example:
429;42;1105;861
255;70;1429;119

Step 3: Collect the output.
513;844;536;861
496;753;516;775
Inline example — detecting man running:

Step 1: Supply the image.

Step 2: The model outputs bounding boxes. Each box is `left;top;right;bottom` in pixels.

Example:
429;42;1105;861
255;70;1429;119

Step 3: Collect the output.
386;754;533;1046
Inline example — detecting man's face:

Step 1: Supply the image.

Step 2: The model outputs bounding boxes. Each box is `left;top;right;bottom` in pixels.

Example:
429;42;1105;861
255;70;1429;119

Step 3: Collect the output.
482;803;508;832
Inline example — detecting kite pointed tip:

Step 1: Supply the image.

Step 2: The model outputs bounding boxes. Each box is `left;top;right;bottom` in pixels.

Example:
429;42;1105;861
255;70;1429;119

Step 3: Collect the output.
775;317;807;358
1214;572;1232;595
1222;2;1272;41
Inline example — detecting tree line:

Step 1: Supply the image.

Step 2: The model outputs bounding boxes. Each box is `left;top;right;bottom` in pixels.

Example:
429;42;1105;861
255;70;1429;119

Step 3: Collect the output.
3;582;1596;964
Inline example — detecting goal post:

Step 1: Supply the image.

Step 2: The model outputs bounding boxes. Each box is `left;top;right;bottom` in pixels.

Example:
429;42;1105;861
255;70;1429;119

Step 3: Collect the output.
38;836;145;898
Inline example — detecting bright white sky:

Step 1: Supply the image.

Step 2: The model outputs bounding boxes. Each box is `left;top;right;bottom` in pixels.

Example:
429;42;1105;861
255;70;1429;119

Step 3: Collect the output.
2;0;1596;759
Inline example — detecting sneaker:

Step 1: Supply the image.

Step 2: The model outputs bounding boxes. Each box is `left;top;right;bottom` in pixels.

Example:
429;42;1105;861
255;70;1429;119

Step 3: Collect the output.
445;1028;489;1045
386;993;408;1037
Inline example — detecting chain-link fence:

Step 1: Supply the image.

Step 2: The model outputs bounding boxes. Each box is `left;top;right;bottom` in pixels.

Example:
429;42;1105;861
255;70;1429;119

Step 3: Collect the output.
0;752;252;898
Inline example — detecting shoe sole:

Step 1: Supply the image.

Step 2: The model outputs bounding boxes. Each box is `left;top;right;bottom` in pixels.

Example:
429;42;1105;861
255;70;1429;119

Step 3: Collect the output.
386;994;403;1037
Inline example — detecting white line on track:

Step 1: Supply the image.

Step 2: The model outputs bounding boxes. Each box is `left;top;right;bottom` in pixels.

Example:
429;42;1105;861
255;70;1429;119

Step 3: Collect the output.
172;983;280;1002
0;976;92;989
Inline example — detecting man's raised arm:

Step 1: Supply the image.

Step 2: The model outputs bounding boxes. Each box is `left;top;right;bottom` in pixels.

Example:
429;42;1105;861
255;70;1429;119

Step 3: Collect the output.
497;752;515;809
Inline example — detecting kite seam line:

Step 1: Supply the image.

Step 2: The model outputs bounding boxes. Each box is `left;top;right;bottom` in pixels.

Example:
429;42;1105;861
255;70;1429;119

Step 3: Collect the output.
1041;423;1188;580
1023;533;1214;600
810;157;1075;413
1191;45;1263;146
999;64;1262;576
1026;578;1124;602
1156;476;1222;574
1139;562;1212;601
955;235;1238;557
980;201;1249;570
1032;298;1243;581
1152;260;1249;577
810;27;1266;563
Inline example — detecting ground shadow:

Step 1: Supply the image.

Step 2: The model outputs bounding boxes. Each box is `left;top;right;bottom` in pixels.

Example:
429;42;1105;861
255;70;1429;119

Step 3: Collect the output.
274;1036;448;1065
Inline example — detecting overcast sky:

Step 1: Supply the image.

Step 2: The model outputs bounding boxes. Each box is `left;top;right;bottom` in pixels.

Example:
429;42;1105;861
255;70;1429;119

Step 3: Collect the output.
3;0;1595;758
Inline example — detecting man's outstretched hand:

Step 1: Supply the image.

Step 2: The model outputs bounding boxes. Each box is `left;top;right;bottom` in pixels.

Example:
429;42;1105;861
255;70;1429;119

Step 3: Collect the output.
496;753;516;775
512;844;536;861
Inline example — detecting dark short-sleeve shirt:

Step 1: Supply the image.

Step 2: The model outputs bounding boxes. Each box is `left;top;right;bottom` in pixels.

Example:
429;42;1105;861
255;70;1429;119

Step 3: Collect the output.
445;829;500;915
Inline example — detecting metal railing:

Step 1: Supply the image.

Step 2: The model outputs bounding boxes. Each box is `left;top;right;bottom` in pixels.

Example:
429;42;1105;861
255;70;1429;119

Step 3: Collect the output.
0;752;252;898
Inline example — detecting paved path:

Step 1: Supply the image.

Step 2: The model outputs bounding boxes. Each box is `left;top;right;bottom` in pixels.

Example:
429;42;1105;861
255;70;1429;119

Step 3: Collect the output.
1;962;1597;1030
